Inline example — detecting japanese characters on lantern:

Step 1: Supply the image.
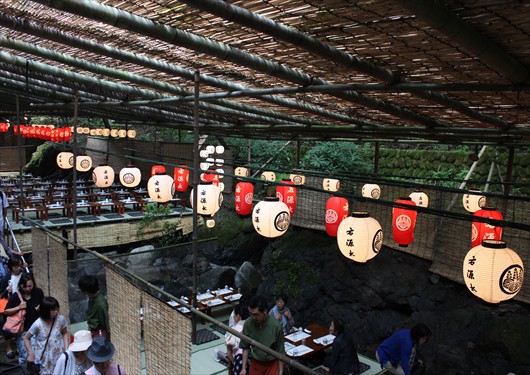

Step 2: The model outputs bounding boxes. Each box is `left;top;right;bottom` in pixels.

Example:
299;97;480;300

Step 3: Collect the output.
472;206;503;248
325;196;349;237
56;151;74;169
323;178;340;192
147;173;174;202
252;197;290;238
337;212;383;263
276;179;297;216
409;189;429;208
93;165;115;188
463;190;486;213
190;182;222;216
235;181;254;216
173;165;190;192
463;240;524;303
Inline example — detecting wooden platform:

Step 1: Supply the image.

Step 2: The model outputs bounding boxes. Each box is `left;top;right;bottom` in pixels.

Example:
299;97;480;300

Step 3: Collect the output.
9;206;195;252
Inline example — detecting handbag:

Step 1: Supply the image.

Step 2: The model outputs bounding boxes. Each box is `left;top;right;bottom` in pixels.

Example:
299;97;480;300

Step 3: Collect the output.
2;291;25;335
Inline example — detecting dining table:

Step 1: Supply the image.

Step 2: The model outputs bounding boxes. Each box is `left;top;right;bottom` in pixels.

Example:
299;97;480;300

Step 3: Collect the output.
284;324;334;359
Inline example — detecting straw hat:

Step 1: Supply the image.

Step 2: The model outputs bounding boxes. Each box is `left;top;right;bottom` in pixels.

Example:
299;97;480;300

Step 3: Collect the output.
68;330;93;352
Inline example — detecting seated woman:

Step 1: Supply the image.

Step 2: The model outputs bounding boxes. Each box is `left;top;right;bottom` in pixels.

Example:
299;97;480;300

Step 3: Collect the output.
268;293;295;334
322;319;360;375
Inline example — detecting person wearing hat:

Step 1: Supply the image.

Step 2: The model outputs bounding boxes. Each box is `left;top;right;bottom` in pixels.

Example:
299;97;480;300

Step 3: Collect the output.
53;330;93;375
83;336;127;375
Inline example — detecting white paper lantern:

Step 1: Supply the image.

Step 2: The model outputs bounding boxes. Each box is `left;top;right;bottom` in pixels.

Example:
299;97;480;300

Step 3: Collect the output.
56;151;74;169
261;171;276;182
76;155;92;172
127;129;136;138
206;145;215;154
252;197;290;238
463;190;486;213
206;219;216;228
82;127;90;134
218;182;225;192
235;167;249;178
89;128;97;136
463;240;524;303
76;127;84;134
190;182;222;216
119;166;141;188
362;183;381;199
102;129;110;137
215;158;224;166
110;129;119;137
216;169;225;179
215;145;225;154
289;174;305;185
118;129;127;138
323;178;340;192
337;212;383;263
147;173;175;202
95;128;104;136
199;150;209;158
200;162;210;171
92;165;115;188
409;189;429;208
206;157;215;165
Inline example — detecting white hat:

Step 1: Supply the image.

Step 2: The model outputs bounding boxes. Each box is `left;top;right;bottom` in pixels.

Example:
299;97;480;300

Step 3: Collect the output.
68;330;93;352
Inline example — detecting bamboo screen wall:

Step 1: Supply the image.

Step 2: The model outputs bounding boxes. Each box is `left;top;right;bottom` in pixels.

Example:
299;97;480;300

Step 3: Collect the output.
31;227;69;323
289;176;530;304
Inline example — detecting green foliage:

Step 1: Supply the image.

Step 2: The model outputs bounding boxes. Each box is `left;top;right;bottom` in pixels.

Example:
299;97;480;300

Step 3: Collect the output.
300;142;372;174
264;249;318;304
136;204;182;246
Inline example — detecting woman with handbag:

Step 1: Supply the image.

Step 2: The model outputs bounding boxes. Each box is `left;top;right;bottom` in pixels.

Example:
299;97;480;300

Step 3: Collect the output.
4;272;44;365
24;296;69;375
1;256;24;359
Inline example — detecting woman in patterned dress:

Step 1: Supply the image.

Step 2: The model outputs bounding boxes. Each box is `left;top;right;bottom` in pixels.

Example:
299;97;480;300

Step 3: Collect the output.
24;296;69;375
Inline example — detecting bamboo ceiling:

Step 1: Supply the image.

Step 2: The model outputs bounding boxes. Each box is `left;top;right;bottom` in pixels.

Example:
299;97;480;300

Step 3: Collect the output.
1;0;530;145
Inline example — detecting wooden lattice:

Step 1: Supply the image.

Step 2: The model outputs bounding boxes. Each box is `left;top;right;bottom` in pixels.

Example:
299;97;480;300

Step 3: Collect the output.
143;292;191;375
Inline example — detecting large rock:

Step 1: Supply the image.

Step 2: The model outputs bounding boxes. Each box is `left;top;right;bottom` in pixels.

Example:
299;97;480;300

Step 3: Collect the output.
234;261;262;295
198;266;236;291
127;244;155;266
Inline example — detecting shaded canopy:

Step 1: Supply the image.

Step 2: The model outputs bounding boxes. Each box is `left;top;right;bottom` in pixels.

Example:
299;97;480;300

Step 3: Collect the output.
1;0;530;145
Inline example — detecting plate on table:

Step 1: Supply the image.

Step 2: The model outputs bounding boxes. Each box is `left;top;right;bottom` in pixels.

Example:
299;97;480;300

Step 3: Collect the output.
178;307;190;313
167;301;179;307
286;345;314;357
225;293;242;302
285;330;311;342
284;342;295;351
197;292;214;301
214;288;233;296
313;334;335;345
205;298;225;307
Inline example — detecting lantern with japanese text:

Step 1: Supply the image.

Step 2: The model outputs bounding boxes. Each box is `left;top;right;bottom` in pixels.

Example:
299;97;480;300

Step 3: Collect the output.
127;129;136;138
362;184;381;199
409;189;429;208
93;165;115;188
325;196;349;237
119;165;141;188
252;197;290;238
151;165;166;176
235;181;254;216
323;178;340;192
392;197;417;247
173;165;190;192
289;173;305;185
147;173;174;203
261;171;276;182
202;169;220;185
472;206;503;248
190;182;222;216
463;240;524;303
276;179;297;216
118;129;126;138
337;212;383;263
76;155;92;172
56;151;74;169
463;190;486;213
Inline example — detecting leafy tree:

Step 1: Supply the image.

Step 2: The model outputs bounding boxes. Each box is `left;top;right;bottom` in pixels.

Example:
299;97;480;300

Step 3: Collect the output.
300;142;373;174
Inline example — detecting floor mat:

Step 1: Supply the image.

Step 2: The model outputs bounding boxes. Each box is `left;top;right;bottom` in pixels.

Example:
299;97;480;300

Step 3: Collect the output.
127;212;144;217
195;328;220;345
210;320;229;335
78;215;100;221
103;213;124;219
49;218;72;224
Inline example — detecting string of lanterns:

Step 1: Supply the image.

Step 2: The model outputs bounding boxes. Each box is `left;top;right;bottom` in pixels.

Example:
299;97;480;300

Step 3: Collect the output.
8;125;137;142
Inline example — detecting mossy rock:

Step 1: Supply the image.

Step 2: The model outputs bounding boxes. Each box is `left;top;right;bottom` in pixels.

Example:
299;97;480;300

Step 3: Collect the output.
440;154;447;162
446;154;456;163
518;154;530;167
398;158;406;168
405;158;413;167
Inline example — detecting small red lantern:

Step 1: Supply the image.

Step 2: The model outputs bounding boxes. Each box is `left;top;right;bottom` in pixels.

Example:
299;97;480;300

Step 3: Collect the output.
276;179;297;216
202;169;220;186
325;196;349;237
151;165;166;176
235;181;254;216
472;206;503;248
392;197;417;247
174;165;190;192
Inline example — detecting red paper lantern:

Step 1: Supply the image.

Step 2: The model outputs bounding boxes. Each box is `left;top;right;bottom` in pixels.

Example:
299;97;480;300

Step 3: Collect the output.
472;206;503;248
64;127;72;142
151;165;166;176
174;165;190;192
392;197;417;247
235;181;254;216
325;196;349;237
276;179;297;216
202;169;220;186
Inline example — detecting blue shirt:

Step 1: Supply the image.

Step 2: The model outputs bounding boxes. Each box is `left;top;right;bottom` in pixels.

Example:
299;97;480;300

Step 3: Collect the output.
376;329;414;375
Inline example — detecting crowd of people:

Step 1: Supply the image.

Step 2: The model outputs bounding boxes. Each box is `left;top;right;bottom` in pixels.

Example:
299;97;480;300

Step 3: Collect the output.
214;293;432;375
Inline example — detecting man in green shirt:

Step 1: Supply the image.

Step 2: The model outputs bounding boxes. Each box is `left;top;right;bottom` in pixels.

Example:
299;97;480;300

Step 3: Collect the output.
78;275;110;340
240;295;285;375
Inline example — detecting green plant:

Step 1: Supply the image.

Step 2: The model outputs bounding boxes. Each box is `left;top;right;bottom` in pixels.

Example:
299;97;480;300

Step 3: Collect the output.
136;203;174;240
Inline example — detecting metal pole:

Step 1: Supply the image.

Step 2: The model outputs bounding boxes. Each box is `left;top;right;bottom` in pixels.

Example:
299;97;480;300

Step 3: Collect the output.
191;70;200;344
72;91;79;260
15;95;24;224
